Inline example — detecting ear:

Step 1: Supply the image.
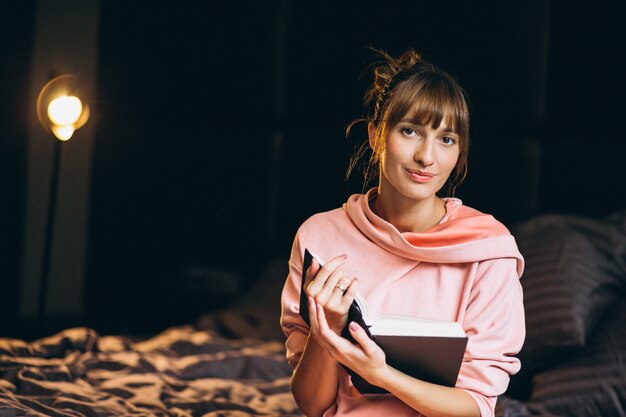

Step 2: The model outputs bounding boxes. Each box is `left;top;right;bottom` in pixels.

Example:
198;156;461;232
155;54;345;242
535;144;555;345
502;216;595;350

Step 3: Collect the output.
367;122;377;150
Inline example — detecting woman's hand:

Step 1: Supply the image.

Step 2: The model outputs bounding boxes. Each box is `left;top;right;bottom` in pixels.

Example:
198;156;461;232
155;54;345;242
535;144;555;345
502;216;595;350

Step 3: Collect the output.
308;296;390;387
289;255;358;417
304;254;358;335
309;299;481;417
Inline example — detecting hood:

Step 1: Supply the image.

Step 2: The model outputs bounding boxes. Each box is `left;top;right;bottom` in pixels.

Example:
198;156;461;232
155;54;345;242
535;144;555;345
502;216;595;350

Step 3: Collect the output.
343;189;524;277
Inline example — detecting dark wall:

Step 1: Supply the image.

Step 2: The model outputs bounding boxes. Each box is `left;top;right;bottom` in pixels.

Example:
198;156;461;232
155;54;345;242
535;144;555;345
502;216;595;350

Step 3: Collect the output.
1;1;625;337
539;1;626;215
86;1;277;333
0;1;36;336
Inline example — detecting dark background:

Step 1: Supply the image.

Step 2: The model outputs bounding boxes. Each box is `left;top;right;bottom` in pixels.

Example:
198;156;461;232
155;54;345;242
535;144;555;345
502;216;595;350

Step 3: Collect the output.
1;1;625;338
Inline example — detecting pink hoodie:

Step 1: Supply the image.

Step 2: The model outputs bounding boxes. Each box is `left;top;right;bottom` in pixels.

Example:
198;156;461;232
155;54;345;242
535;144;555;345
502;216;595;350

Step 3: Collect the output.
281;189;525;417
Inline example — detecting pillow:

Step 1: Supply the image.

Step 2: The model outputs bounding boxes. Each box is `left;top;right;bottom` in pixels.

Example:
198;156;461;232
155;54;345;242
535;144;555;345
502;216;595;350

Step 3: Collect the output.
507;214;625;398
604;208;626;274
526;297;626;416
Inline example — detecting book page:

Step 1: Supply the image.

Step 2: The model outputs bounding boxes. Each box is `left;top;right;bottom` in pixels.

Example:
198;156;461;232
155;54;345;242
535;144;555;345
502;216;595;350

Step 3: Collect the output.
369;316;466;338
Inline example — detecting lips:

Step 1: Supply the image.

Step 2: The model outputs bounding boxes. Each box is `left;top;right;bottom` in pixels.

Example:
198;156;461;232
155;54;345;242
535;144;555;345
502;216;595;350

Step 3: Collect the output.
406;168;435;183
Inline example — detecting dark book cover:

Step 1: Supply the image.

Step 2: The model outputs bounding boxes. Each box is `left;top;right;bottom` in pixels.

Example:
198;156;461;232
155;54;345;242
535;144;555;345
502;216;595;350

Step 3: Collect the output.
299;249;467;394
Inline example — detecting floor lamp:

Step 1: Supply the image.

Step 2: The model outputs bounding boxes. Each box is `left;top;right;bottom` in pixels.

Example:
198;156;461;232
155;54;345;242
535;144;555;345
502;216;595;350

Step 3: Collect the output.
36;74;90;332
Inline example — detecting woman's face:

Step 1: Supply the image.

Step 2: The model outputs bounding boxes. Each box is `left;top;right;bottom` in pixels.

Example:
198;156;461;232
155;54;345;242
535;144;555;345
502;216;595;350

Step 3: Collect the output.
372;113;460;205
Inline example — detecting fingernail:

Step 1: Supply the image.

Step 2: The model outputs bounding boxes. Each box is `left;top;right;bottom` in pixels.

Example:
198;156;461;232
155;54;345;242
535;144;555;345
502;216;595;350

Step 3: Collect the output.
349;322;359;331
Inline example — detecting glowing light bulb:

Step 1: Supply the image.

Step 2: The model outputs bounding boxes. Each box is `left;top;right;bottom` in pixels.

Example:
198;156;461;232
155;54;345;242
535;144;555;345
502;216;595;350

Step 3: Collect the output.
37;76;91;141
51;125;75;141
47;96;83;126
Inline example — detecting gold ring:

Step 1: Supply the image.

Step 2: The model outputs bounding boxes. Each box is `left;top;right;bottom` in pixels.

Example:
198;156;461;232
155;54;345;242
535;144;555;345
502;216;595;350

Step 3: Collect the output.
335;284;347;293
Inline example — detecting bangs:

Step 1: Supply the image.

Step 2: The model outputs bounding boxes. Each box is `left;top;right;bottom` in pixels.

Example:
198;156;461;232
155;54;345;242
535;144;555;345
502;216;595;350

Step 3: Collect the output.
384;72;469;139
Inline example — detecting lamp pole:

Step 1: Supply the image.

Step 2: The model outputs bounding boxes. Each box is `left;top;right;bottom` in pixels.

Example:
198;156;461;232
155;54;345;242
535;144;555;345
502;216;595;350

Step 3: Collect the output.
37;138;62;332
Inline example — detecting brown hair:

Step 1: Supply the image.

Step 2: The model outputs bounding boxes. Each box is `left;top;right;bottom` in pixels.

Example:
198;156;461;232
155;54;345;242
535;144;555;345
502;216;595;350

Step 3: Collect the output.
347;48;470;196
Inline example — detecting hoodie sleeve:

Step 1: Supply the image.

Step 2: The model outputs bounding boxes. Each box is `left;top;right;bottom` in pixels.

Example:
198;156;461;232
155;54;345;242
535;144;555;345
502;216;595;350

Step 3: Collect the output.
280;233;310;368
456;257;525;417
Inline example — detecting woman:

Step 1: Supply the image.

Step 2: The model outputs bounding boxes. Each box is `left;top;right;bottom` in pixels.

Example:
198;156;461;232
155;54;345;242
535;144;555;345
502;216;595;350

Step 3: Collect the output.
280;49;525;417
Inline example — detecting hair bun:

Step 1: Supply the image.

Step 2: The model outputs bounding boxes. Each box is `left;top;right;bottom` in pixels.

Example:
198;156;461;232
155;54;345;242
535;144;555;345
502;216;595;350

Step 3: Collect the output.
366;48;423;107
396;48;422;70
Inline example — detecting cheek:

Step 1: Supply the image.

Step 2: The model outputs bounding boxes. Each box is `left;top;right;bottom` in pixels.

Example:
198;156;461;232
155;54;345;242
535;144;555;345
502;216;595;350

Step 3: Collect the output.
384;138;409;163
432;152;460;187
443;150;460;172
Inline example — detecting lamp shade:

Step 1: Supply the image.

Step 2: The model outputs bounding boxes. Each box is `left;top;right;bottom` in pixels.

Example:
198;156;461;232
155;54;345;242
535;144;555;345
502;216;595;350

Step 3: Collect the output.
37;74;90;141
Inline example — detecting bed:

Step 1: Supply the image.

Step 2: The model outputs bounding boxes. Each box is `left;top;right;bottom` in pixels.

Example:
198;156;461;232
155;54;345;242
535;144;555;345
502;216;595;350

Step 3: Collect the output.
0;324;302;416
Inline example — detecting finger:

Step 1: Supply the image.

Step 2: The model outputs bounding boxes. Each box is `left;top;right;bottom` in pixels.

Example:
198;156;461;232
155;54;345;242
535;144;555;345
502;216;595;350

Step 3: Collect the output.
348;321;378;356
317;269;347;304
303;259;321;296
340;277;358;309
315;301;331;335
307;254;347;298
316;302;357;348
315;302;344;354
323;277;353;311
317;304;366;361
307;296;319;333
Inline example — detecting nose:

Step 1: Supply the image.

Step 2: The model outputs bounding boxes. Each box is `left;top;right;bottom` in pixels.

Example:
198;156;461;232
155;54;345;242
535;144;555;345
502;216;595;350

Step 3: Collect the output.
414;139;434;167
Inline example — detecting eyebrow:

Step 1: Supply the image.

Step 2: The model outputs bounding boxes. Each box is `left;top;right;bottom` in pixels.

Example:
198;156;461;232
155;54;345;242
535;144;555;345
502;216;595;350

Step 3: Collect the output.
399;118;459;134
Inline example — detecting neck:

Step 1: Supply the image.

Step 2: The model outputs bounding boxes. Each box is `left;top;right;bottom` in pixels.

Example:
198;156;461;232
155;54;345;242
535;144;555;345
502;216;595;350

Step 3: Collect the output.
370;188;447;233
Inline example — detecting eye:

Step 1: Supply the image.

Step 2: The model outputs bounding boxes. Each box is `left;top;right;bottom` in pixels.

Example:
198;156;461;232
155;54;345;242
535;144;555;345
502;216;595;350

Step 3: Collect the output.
401;127;417;136
441;136;457;145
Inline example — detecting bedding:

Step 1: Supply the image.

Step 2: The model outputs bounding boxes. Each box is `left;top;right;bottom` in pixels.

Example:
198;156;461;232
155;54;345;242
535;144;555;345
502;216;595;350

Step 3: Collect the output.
0;325;303;416
497;209;626;417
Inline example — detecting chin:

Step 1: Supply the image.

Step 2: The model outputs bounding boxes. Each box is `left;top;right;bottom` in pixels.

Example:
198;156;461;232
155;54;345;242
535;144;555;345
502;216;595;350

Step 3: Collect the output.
398;186;439;203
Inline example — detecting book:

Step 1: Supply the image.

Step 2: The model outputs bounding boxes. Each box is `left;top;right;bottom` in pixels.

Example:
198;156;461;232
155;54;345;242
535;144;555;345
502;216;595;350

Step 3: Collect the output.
299;248;468;394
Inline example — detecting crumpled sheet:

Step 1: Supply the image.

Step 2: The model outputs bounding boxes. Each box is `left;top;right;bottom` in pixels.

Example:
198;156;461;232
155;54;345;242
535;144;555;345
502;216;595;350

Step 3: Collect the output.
0;326;302;416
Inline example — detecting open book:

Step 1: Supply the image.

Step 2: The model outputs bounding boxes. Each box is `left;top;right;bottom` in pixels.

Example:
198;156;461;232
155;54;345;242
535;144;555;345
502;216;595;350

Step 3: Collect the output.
299;249;468;394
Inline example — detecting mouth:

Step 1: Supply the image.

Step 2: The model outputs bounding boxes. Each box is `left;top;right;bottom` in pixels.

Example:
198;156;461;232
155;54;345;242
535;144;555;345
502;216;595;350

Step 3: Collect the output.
406;168;435;183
